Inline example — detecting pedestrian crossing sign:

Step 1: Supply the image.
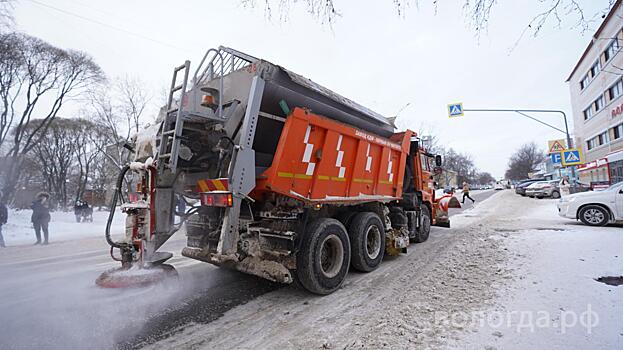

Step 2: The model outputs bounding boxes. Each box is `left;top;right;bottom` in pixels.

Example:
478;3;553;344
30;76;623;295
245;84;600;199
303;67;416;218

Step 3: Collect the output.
561;148;583;166
448;103;464;118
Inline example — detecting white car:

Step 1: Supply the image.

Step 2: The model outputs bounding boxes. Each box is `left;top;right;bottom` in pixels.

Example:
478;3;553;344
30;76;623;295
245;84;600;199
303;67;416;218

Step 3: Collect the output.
494;182;505;190
557;181;623;226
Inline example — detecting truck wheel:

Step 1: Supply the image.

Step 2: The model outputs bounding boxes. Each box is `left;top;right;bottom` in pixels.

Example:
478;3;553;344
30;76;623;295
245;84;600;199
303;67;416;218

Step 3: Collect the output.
348;212;385;272
409;205;431;243
336;211;357;228
296;218;351;295
578;205;609;226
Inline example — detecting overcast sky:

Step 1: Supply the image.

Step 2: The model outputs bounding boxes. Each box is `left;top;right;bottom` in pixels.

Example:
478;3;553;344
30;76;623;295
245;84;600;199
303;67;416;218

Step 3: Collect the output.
12;0;613;178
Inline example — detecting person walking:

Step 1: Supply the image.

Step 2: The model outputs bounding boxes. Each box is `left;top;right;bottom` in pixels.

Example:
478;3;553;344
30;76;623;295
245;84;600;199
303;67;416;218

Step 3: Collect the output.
462;182;475;204
559;176;571;197
0;198;7;248
31;192;51;245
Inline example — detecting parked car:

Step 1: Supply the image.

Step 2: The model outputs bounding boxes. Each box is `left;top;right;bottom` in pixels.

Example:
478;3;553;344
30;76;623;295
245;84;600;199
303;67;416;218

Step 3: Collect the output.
525;180;560;199
557;181;623;226
570;181;592;194
515;179;545;196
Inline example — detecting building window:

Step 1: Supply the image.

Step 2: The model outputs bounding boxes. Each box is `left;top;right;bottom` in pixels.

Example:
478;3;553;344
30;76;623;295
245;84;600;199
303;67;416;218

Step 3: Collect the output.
590;60;601;78
587;137;596;150
614;123;623;140
583;106;594;120
608;79;623;101
594;95;605;111
604;38;620;62
580;75;590;90
598;131;609;145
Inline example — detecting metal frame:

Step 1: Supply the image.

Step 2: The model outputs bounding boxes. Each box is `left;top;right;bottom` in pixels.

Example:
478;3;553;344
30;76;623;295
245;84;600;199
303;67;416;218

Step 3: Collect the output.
217;76;266;255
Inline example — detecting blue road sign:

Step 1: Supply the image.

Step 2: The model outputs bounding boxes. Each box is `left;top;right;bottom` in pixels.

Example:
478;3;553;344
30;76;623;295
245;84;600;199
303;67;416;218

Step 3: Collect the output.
561;149;583;166
447;103;464;118
551;152;562;164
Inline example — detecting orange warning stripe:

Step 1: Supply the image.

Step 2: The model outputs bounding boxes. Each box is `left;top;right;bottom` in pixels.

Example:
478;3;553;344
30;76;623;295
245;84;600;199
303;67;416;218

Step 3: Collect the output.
197;178;229;192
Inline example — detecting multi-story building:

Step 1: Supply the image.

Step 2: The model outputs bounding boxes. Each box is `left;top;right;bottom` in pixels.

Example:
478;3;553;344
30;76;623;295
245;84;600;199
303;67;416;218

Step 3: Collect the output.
567;0;623;186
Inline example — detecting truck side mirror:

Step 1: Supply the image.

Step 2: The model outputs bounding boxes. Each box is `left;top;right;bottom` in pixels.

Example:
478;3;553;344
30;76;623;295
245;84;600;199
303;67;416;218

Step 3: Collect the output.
435;155;442;167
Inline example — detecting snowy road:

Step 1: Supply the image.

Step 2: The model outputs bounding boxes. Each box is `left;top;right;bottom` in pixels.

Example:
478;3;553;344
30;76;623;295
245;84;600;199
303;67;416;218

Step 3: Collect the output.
0;190;496;350
5;189;620;350
0;227;277;350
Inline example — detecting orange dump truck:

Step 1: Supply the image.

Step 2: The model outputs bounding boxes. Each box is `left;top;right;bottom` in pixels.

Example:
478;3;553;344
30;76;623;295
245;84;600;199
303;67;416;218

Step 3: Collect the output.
103;47;458;294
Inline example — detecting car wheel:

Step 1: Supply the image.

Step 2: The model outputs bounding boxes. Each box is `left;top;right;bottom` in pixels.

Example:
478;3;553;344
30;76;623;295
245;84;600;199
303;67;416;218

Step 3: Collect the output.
348;212;385;272
578;205;609;226
296;218;351;295
551;191;560;199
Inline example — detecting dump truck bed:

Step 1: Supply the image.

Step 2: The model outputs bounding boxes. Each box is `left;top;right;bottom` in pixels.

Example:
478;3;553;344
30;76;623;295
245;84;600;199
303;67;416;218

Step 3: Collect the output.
253;107;413;204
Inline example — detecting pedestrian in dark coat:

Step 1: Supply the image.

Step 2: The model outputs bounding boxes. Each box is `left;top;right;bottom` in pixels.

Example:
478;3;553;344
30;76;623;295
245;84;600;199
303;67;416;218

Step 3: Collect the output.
0;199;7;248
31;192;51;245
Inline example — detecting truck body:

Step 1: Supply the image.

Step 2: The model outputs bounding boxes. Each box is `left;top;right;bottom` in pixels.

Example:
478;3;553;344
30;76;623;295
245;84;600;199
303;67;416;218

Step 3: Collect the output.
112;47;458;294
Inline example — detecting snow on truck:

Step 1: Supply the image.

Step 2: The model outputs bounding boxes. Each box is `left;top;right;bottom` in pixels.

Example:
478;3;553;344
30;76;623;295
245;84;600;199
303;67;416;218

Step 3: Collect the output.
98;46;459;294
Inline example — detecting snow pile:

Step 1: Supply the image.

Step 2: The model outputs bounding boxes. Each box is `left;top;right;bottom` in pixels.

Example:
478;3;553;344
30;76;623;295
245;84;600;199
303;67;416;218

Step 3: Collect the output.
1;209;125;246
451;198;623;350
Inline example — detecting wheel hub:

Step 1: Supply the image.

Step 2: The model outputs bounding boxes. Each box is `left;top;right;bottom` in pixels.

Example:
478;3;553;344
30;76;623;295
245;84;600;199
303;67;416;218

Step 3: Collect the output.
584;209;604;224
319;235;344;278
365;225;381;260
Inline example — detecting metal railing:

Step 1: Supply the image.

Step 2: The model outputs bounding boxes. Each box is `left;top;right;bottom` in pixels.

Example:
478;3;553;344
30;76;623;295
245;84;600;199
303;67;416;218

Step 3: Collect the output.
192;46;258;118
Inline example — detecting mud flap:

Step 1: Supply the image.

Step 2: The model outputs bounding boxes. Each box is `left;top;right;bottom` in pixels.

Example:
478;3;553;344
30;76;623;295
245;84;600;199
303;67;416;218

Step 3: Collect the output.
434;195;461;228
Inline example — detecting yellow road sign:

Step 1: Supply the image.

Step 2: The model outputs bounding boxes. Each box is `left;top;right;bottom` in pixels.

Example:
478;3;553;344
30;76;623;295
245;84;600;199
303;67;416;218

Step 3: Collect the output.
561;148;584;166
548;139;567;154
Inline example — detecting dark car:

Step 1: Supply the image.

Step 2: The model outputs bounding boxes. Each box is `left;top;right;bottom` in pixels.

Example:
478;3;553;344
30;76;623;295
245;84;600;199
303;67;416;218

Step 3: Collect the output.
514;179;545;196
570;181;593;194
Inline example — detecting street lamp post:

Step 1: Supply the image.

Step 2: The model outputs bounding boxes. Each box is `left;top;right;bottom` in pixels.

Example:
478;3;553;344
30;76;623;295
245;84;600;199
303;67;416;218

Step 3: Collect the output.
461;109;576;179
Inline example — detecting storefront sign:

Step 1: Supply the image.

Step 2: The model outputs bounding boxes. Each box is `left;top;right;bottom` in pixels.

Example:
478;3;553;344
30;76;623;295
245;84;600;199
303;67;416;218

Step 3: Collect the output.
577;157;608;171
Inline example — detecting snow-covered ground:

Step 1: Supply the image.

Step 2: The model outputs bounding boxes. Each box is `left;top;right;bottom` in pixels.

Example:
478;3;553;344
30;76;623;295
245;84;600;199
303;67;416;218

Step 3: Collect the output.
1;209;125;246
0;190;620;350
450;199;623;350
139;191;623;350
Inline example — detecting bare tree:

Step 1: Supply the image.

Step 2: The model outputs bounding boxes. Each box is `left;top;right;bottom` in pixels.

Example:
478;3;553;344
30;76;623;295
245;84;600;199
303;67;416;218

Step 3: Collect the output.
0;33;104;203
439;147;478;184
505;142;546;180
116;75;151;136
72;118;107;203
26;118;78;207
242;0;615;37
0;0;13;31
476;171;496;185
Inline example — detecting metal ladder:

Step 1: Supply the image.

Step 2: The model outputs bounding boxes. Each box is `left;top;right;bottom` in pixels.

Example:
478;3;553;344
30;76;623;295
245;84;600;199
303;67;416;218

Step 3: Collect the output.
158;61;190;174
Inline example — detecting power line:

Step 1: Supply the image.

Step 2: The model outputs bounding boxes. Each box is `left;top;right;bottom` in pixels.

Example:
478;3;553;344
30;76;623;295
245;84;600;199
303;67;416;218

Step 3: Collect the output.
26;0;191;52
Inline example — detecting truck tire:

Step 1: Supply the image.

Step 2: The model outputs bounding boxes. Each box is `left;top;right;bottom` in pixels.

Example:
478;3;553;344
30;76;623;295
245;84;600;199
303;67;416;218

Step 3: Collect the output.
336;211;357;228
348;212;385;272
296;218;351;295
578;205;609;226
409;205;431;243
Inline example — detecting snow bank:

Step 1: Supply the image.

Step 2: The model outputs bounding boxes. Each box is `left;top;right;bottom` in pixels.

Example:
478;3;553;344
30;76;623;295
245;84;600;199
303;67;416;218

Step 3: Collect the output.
451;197;623;350
1;209;125;246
